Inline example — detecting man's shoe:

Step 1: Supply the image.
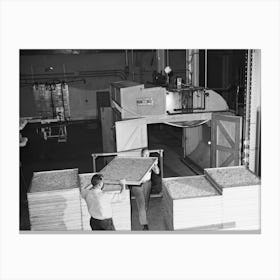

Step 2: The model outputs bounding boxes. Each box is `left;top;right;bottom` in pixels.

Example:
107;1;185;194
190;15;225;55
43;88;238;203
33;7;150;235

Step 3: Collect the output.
143;224;149;230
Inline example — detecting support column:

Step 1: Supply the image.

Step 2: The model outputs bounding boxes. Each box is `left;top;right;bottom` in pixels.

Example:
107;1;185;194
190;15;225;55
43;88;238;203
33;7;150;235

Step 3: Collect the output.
186;49;199;86
243;50;252;168
192;49;199;87
183;49;200;157
249;50;261;174
156;49;165;74
222;55;230;88
186;49;190;85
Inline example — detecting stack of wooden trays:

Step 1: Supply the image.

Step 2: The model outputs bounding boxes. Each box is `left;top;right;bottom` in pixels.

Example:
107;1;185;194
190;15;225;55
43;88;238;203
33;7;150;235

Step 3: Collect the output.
204;166;261;230
78;173;131;230
27;169;82;231
78;174;93;230
162;175;222;230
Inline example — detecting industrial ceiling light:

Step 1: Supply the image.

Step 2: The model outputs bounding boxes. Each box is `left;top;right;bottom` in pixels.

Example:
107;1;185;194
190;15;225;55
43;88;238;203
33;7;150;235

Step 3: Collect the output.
164;66;172;86
72;50;80;55
164;66;172;74
45;66;54;72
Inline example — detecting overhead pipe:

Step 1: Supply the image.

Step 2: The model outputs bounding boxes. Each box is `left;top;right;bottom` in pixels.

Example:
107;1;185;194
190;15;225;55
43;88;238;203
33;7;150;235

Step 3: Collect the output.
21;73;126;84
125;50;128;66
21;69;128;77
21;69;128;83
21;72;76;78
79;70;127;79
31;64;35;83
21;79;86;87
20;72;128;86
166;49;169;67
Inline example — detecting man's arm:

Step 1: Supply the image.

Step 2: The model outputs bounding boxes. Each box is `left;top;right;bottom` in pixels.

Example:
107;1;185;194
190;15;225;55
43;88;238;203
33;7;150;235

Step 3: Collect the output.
152;159;160;175
80;184;91;199
110;179;127;202
119;179;126;192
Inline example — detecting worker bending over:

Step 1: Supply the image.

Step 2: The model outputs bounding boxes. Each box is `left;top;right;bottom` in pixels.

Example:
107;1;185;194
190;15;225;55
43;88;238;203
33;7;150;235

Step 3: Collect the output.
81;174;126;230
131;148;160;230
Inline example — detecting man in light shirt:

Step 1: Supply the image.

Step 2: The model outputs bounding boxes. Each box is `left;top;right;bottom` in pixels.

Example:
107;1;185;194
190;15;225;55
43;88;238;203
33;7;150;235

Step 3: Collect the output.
131;148;160;230
81;174;126;230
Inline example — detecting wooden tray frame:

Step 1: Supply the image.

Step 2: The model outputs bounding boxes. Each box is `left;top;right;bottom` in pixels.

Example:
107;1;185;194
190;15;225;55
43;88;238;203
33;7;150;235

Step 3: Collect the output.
100;156;158;185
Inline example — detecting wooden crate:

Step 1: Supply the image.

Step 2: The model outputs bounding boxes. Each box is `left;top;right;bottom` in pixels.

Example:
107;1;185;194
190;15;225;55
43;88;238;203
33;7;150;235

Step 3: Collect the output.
79;173;131;230
27;168;82;231
162;176;222;230
135;87;166;117
204;166;261;230
110;81;144;119
110;81;166;119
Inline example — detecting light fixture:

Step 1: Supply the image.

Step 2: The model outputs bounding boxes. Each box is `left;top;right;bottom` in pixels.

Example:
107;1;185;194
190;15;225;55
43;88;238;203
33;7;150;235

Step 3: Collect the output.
164;66;172;74
164;66;172;85
45;66;54;72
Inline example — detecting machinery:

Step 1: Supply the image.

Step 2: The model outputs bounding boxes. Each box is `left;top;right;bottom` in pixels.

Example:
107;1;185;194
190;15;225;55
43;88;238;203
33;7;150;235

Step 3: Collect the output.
165;87;228;114
110;81;228;121
104;49;260;176
101;78;232;178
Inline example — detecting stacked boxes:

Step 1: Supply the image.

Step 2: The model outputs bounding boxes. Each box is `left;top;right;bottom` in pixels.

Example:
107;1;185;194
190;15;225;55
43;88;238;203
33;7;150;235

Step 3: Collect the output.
162;176;222;230
162;166;261;231
27;170;132;231
26;165;261;232
27;169;82;231
78;173;92;230
205;166;261;230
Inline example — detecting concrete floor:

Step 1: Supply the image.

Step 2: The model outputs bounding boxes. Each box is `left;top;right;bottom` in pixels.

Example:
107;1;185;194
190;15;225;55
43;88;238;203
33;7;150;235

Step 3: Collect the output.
131;197;167;231
20;120;195;231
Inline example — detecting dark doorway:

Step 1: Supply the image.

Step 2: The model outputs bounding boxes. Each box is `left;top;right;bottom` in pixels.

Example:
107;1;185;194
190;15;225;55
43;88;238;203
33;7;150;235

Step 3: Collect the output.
147;123;195;178
96;91;110;121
